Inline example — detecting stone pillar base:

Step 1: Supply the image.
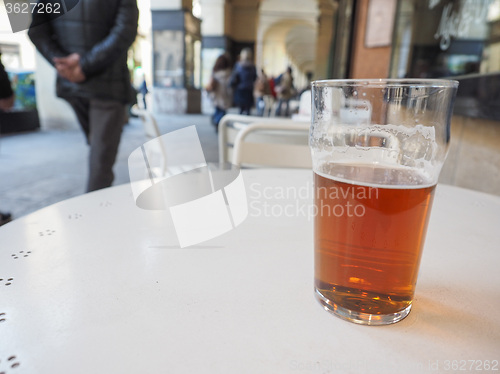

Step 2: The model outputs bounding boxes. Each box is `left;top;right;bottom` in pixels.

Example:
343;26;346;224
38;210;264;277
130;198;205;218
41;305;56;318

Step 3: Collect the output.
152;87;201;114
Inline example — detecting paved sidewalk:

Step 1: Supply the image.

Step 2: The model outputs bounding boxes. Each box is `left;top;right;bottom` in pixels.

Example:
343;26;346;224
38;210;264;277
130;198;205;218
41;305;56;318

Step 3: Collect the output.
0;113;218;220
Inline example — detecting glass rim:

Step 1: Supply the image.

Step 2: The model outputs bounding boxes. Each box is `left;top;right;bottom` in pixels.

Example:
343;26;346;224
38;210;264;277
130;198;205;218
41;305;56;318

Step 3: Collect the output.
311;78;459;89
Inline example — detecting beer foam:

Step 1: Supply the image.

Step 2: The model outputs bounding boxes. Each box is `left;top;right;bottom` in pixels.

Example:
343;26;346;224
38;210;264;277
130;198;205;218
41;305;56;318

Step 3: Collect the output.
314;164;436;189
311;123;443;184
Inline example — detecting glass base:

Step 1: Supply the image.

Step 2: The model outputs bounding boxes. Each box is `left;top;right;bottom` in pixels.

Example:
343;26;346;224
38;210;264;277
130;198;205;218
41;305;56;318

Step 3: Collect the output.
315;288;412;326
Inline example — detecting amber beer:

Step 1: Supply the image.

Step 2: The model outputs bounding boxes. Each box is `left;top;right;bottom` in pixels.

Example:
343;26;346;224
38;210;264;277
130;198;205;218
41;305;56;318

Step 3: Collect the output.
314;163;436;320
311;79;458;324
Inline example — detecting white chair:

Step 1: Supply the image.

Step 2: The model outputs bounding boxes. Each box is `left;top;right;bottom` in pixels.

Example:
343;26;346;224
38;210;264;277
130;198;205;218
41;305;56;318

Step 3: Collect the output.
231;121;311;168
218;114;309;164
292;90;311;122
130;105;167;177
130;104;161;140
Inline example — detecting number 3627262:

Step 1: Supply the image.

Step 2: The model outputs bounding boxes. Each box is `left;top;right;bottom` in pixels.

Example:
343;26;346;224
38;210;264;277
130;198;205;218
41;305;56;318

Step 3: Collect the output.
444;360;499;371
5;2;62;14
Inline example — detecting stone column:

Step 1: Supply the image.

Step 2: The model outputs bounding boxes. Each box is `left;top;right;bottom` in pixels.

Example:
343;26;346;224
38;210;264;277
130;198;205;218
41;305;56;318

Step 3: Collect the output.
199;0;225;36
198;0;229;114
315;0;337;80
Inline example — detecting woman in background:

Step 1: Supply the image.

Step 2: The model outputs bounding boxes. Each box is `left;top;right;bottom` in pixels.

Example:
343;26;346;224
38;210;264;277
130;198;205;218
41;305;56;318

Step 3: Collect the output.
275;66;295;117
207;53;232;131
254;68;271;116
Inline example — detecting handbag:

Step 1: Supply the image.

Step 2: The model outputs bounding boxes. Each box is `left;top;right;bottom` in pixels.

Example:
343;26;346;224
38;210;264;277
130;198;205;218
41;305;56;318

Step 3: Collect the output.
206;75;218;92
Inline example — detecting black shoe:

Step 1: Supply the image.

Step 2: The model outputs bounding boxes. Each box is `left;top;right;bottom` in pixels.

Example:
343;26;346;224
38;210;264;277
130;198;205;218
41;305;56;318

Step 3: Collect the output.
0;211;12;226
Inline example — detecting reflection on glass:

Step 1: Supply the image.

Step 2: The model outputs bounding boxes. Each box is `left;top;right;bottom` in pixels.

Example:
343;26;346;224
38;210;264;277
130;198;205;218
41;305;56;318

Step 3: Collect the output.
184;33;202;89
390;0;500;78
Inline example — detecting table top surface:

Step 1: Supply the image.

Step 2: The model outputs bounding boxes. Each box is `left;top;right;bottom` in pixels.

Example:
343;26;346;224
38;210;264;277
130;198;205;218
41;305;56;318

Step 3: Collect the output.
1;168;499;374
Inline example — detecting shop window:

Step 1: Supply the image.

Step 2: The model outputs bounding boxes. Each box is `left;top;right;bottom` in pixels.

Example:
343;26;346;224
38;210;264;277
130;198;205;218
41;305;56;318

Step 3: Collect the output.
152;11;201;90
153;30;184;88
390;0;500;78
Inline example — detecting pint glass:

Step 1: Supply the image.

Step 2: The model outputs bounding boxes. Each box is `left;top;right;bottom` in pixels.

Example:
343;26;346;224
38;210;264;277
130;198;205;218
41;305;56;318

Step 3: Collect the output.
310;79;458;325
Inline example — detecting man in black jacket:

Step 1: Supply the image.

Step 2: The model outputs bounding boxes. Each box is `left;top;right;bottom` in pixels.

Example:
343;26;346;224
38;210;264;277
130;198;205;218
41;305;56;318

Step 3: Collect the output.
28;0;139;192
0;56;14;225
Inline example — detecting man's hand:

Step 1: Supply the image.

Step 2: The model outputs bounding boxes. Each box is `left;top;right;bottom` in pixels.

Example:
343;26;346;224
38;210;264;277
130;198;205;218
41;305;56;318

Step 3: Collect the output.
53;53;86;83
0;95;14;111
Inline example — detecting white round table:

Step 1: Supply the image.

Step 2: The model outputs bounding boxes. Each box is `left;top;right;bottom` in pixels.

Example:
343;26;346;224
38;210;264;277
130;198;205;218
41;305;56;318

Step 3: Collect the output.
0;169;499;373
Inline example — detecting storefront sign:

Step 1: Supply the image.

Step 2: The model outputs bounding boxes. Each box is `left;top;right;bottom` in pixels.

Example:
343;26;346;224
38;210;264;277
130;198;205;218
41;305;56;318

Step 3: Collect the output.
433;0;492;50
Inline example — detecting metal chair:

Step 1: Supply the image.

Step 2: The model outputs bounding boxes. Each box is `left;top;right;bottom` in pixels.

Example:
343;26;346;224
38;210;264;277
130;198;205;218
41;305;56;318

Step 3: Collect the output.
231;121;311;168
130;105;167;177
130;104;161;140
218;114;309;164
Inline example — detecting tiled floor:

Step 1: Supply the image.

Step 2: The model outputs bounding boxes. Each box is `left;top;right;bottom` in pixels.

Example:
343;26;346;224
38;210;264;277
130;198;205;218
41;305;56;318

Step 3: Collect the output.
0;113;219;220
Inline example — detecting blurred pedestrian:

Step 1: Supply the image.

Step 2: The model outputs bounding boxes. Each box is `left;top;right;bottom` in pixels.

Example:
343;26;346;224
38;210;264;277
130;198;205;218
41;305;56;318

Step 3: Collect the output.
230;48;257;115
0;55;14;225
28;0;139;192
269;75;276;98
299;71;313;96
139;78;148;109
0;56;14;112
206;53;232;131
253;68;271;116
275;66;295;117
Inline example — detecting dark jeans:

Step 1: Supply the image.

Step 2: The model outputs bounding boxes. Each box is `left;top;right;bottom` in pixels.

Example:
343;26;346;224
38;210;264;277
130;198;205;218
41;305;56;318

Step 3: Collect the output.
66;97;126;192
234;88;253;115
275;98;290;117
212;106;226;128
256;97;265;116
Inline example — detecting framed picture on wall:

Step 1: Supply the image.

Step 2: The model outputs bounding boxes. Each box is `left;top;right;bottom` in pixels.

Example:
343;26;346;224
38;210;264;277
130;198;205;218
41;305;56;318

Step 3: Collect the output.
365;0;397;48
